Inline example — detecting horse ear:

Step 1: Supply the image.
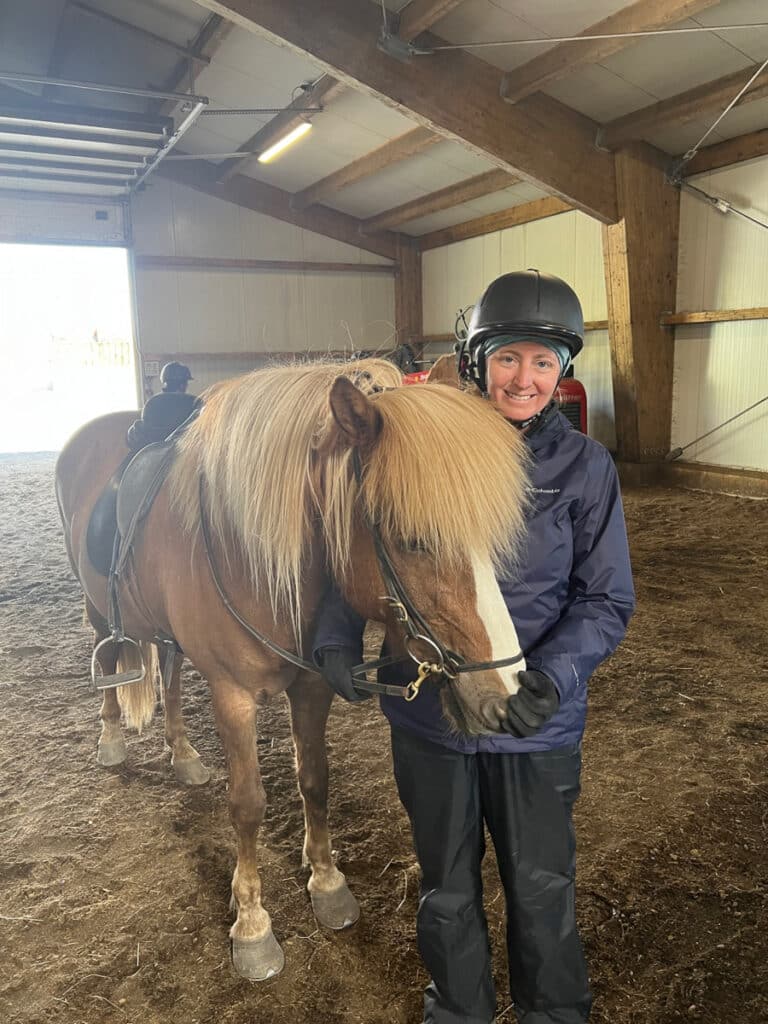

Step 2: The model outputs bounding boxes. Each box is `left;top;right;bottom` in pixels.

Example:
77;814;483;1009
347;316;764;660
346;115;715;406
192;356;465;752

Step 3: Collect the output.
426;353;460;388
329;376;383;447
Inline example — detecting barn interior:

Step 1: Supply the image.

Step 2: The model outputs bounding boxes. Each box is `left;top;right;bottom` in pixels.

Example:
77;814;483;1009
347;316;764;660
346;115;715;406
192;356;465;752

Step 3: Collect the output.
0;3;767;1023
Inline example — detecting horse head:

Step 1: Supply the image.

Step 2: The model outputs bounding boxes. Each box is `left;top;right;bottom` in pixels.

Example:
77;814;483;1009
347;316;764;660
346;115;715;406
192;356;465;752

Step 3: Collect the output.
324;375;531;736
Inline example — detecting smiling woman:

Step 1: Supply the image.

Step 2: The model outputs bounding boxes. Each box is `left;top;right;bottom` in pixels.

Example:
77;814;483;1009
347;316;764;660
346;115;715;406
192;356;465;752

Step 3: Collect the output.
0;243;138;453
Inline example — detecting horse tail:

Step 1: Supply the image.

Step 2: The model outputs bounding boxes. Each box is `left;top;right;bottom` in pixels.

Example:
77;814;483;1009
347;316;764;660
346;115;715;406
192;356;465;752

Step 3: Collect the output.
116;642;157;733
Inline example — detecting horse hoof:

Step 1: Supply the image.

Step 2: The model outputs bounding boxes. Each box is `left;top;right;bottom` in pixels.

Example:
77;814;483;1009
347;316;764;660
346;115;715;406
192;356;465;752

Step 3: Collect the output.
231;931;285;981
310;882;360;930
173;755;210;786
97;737;127;766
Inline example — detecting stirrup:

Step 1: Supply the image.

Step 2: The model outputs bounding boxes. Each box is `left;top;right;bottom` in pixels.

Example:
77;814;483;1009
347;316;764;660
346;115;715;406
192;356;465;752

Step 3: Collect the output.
91;634;146;690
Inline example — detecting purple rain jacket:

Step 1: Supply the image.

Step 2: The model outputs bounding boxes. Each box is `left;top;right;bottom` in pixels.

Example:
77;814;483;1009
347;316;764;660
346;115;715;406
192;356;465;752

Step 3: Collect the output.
312;407;635;753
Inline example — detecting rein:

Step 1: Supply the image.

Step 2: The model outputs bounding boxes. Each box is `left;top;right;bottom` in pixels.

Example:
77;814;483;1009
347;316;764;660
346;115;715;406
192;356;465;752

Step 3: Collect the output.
198;452;524;700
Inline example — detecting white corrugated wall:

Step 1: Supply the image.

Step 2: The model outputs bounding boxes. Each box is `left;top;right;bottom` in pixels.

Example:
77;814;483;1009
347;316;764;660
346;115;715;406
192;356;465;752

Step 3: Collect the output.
130;178;396;395
673;156;768;472
422;211;616;450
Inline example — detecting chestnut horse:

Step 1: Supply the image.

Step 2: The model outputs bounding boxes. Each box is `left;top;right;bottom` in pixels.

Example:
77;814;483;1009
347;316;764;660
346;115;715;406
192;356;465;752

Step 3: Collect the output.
55;358;530;981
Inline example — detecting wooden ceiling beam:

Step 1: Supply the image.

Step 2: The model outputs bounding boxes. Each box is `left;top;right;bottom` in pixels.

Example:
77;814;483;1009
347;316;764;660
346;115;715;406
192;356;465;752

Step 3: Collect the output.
221;1;462;187
601;63;768;150
69;2;211;65
683;127;768;175
417;196;570;250
362;168;519;233
191;0;617;221
217;74;346;182
157;157;400;260
291;126;439;211
154;14;234;115
500;0;723;104
397;0;467;42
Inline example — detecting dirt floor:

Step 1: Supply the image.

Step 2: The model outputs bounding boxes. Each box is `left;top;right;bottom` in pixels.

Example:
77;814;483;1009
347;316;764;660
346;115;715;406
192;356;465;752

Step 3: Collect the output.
1;452;767;1024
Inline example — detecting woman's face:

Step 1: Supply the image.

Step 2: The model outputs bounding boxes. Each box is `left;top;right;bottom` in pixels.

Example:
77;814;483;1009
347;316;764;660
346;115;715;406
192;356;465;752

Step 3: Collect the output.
486;341;561;422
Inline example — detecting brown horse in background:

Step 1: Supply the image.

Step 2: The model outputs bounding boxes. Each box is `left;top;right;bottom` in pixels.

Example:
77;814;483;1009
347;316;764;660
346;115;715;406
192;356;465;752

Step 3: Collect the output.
55;358;530;980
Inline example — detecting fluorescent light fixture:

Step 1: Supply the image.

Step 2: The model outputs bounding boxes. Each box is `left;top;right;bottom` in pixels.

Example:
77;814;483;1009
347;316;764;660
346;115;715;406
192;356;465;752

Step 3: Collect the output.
258;121;312;163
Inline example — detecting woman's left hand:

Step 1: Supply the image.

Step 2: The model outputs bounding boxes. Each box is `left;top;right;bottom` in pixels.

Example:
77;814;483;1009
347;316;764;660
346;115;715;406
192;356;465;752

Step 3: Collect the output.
503;670;560;737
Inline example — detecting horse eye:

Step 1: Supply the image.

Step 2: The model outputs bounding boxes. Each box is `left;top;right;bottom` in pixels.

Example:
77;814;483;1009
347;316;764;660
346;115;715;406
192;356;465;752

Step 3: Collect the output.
403;538;429;554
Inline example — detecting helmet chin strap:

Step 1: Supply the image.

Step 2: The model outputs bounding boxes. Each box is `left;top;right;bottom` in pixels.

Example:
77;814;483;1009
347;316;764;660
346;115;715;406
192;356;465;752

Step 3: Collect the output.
506;398;557;433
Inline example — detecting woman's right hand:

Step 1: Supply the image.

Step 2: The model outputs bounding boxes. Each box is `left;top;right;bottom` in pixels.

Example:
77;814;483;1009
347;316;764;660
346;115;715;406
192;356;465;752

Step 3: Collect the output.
503;670;560;736
317;646;371;703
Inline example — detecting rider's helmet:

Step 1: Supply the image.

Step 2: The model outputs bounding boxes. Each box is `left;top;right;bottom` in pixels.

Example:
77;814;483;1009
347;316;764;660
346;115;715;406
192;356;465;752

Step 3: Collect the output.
456;269;584;393
160;361;193;392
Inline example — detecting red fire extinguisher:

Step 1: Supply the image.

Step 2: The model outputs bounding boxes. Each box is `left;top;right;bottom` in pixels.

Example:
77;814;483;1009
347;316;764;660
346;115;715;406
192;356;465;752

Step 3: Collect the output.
557;367;588;433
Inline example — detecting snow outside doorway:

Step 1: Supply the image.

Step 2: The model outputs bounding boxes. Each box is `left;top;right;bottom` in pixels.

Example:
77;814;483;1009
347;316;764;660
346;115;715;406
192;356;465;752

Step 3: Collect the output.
0;244;138;453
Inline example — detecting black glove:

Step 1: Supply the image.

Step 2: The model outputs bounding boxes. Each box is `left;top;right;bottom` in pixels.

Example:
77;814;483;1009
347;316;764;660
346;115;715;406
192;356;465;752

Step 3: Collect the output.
316;647;371;703
503;670;560;737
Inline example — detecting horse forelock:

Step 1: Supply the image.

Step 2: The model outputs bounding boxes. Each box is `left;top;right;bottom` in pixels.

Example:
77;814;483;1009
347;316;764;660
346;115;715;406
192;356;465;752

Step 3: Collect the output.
319;385;528;593
166;358;402;641
349;384;530;574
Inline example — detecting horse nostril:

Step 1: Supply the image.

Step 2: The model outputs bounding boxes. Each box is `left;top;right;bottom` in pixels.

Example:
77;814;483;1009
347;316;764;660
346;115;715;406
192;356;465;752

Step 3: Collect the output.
481;698;508;731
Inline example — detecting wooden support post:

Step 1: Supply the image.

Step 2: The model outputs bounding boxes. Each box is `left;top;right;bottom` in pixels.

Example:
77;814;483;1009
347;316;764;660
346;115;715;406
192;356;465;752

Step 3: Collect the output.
603;143;679;462
395;238;423;356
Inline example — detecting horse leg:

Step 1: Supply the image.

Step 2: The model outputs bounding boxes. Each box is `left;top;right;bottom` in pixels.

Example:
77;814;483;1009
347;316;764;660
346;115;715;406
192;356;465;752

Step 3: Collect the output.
286;672;360;930
85;599;127;767
160;647;210;786
210;676;284;981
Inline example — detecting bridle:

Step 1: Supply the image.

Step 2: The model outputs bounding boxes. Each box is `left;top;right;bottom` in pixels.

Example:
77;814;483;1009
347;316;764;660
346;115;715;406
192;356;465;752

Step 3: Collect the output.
199;451;524;700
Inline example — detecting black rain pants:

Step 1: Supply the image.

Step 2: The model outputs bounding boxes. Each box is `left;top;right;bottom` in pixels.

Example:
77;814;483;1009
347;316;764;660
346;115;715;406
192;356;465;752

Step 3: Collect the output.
391;727;591;1024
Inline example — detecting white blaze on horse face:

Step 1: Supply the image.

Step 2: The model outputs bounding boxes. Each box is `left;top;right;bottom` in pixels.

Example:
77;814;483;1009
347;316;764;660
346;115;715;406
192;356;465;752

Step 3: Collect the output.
470;552;526;695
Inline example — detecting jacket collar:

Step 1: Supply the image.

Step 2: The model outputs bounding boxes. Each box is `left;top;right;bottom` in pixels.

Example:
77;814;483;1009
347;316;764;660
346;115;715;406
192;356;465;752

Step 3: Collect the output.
520;401;569;453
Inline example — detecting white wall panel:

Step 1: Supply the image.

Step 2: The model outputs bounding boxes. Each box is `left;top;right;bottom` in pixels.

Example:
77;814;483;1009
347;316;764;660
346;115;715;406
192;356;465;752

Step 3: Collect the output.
675;156;768;471
0;193;127;246
130;180;395;380
422;211;615;446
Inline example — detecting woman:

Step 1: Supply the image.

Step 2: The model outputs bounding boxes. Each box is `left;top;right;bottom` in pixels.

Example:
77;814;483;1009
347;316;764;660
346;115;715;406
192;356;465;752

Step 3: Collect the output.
313;270;635;1024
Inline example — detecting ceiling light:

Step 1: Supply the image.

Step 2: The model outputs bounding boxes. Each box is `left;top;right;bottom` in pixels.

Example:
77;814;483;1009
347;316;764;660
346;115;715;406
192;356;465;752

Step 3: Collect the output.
258;121;312;163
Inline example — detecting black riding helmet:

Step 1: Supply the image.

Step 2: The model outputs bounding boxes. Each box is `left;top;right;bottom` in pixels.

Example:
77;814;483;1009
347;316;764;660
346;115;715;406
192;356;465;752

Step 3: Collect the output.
456;269;584;394
160;361;193;391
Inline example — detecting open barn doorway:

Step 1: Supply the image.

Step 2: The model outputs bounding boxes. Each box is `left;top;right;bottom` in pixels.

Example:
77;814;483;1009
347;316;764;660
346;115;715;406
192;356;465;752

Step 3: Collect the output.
0;243;138;453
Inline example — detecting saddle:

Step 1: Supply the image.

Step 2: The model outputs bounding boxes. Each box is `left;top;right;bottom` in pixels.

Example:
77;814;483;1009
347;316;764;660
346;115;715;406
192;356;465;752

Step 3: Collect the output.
86;406;200;577
86;442;176;577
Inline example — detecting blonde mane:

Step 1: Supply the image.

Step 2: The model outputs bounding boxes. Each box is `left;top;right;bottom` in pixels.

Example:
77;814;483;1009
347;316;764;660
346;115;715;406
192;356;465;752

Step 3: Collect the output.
168;361;529;641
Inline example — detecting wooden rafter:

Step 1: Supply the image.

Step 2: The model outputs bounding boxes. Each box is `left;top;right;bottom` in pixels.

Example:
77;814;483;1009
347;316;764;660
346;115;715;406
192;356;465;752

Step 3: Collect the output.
291;127;439;211
397;0;467;42
191;0;617;221
217;75;346;182
500;0;723;104
362;169;519;233
219;0;460;186
154;14;234;115
601;63;768;150
684;127;768;175
70;2;211;65
157;158;400;260
417;196;571;251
